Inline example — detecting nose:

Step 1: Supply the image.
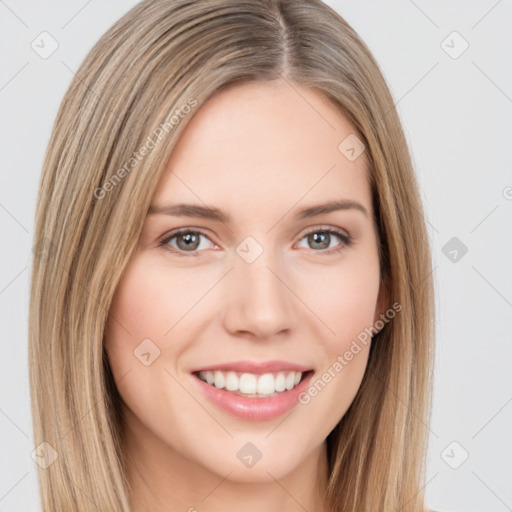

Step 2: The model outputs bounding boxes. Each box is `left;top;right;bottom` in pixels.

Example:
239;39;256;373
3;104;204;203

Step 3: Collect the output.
221;248;297;340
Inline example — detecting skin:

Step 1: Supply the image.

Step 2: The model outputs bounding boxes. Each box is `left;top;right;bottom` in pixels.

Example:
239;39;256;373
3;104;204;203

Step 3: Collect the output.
104;79;387;512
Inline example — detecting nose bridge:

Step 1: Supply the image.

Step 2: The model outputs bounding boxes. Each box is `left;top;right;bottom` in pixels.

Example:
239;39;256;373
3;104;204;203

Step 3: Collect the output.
222;235;295;337
235;235;287;305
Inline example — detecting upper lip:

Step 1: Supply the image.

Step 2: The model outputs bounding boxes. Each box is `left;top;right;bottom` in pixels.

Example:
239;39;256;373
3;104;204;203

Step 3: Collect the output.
191;360;313;374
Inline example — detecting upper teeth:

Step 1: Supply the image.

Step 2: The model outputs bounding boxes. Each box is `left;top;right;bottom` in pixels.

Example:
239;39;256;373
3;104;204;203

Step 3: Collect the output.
198;370;303;396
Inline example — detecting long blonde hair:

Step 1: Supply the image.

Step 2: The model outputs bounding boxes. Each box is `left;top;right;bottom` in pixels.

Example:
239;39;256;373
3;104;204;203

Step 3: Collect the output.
29;1;435;510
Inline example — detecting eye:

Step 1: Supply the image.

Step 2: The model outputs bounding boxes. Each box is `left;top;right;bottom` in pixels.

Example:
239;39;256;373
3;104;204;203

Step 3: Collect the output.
159;229;214;256
159;226;353;257
296;226;352;255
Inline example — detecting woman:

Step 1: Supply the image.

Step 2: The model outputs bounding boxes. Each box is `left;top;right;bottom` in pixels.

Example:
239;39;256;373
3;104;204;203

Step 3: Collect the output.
29;1;435;511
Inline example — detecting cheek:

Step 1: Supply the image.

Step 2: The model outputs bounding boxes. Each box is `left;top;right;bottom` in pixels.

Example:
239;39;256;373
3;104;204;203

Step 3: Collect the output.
105;255;200;353
104;256;172;383
295;254;379;437
293;241;380;416
103;258;198;433
104;253;219;399
300;244;381;349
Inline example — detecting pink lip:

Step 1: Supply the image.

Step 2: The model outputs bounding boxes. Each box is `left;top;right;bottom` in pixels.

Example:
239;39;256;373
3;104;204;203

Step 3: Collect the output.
191;359;312;375
191;369;315;422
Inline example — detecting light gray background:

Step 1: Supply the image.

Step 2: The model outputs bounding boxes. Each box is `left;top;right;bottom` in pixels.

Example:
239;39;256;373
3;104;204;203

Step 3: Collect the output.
1;1;511;511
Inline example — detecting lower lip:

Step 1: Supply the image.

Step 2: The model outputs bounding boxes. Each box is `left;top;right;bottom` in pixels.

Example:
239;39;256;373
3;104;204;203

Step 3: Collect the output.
191;371;314;421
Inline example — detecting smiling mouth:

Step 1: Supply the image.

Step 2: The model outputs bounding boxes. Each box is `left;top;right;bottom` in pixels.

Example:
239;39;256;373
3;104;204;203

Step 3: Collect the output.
193;369;314;398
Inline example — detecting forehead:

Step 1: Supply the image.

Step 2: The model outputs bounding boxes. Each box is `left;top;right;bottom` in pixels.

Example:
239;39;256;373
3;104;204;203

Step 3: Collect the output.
151;80;372;220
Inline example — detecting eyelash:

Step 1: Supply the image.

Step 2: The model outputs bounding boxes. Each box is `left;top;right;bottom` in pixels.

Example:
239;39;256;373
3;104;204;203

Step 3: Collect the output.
158;226;353;258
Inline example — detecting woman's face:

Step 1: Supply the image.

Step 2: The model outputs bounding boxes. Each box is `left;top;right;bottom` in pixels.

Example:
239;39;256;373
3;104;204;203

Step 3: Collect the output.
105;80;385;486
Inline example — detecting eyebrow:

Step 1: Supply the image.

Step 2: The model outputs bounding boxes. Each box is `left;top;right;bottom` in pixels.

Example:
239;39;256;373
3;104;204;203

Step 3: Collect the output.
147;199;368;222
